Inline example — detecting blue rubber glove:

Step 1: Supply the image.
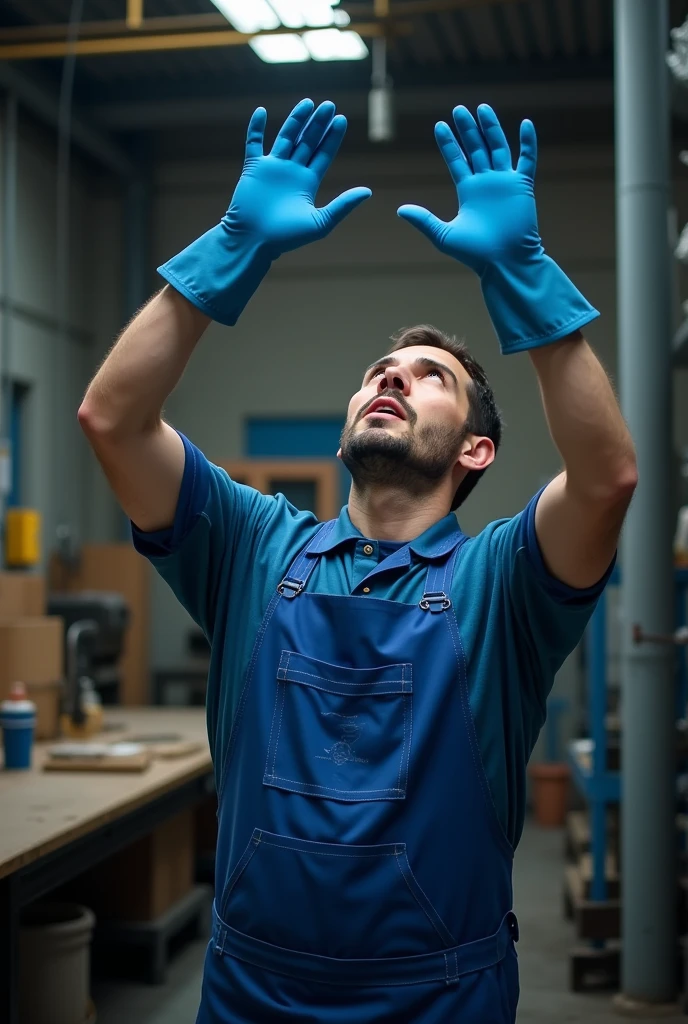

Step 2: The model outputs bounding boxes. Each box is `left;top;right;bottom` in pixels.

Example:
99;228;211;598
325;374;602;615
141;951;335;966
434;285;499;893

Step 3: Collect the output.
158;99;371;326
397;105;599;354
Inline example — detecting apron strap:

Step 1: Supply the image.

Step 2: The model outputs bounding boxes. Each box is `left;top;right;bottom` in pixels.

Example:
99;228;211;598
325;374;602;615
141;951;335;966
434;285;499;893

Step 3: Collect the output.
419;538;465;614
277;520;337;599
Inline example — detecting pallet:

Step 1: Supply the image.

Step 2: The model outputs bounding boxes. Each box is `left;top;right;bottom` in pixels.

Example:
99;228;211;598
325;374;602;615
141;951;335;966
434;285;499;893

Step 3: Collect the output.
571;941;687;998
94;884;212;984
570;943;620;993
563;865;620;940
564;810;619;868
564;811;589;862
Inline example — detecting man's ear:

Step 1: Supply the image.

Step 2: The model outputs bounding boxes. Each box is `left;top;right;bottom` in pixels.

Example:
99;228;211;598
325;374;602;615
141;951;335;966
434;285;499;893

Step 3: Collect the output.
336;448;342;460
457;435;495;473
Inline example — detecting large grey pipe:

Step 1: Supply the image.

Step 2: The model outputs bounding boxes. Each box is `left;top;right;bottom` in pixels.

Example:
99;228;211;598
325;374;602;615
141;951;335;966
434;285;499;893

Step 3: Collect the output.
615;0;677;1005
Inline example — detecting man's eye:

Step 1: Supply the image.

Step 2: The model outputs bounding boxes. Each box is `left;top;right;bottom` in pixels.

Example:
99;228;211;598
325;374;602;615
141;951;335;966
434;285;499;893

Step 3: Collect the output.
426;369;444;380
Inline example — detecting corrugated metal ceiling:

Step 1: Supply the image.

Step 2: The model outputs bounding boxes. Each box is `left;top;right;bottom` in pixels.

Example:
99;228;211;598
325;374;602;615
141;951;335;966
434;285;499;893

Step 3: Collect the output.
0;0;619;89
1;0;687;146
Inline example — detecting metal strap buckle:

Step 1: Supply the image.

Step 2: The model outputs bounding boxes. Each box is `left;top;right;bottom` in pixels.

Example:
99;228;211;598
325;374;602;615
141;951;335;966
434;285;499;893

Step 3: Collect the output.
419;591;452;613
277;578;305;598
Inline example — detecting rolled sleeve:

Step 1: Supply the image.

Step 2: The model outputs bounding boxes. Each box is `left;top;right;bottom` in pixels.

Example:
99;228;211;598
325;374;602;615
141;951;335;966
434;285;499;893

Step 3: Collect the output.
491;489;614;721
131;431;210;558
521;487;616;605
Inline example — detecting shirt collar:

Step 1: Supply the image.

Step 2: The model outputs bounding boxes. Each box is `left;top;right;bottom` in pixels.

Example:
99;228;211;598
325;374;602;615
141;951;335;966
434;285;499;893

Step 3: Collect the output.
308;506;465;561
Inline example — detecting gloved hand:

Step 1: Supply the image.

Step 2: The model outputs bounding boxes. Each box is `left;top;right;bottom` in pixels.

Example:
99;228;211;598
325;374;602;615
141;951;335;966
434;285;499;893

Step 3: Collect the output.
158;99;371;326
397;105;599;354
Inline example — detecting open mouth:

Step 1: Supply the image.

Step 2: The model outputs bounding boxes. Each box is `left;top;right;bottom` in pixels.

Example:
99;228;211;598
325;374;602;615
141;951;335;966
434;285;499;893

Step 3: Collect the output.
364;398;407;420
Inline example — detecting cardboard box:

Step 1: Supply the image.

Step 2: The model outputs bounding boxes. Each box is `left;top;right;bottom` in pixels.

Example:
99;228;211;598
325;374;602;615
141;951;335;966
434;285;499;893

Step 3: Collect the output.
68;809;195;922
27;680;62;740
0;617;64;693
0;573;46;617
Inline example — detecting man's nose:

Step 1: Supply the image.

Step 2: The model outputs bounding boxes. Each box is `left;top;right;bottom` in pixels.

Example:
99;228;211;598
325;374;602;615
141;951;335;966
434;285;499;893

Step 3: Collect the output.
380;365;410;395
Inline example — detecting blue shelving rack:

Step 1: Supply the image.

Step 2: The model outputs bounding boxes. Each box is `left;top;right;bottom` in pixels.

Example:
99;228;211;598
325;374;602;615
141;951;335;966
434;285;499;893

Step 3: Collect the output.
569;566;688;904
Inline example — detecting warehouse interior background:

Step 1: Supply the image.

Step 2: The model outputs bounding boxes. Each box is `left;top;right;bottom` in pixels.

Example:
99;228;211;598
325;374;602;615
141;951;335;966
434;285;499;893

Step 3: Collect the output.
1;0;688;1021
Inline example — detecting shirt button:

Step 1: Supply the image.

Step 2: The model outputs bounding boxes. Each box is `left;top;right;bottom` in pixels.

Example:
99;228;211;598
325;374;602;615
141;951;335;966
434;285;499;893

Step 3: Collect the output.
363;544;374;556
363;587;371;593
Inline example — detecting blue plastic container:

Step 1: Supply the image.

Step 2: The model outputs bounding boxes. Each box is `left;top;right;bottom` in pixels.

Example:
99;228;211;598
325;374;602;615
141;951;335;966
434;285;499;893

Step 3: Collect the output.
1;690;36;770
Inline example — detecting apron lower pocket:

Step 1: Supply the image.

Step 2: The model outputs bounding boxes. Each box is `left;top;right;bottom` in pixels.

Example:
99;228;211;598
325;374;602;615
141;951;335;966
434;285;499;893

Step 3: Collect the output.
219;828;456;960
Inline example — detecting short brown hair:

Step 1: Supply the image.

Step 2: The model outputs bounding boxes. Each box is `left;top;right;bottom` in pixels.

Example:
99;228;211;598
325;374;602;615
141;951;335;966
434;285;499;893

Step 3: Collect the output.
387;325;502;510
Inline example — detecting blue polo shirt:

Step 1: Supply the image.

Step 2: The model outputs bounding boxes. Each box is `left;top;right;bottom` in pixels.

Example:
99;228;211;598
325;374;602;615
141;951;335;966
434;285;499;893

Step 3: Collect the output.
134;433;610;848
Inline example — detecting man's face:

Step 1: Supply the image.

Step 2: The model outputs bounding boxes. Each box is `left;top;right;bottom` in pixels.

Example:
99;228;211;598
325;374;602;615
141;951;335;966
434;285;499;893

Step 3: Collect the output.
338;345;474;497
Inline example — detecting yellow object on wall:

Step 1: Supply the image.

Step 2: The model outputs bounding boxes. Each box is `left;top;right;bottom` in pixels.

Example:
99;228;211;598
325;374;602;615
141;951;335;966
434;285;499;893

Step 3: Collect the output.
5;508;41;567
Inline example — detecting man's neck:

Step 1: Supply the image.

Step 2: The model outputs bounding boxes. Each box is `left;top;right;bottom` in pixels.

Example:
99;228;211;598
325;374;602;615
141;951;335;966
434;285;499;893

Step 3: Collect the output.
346;485;452;542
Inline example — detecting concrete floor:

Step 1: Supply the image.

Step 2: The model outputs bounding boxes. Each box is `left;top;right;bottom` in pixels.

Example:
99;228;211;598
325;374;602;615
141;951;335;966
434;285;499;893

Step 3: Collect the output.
92;820;686;1023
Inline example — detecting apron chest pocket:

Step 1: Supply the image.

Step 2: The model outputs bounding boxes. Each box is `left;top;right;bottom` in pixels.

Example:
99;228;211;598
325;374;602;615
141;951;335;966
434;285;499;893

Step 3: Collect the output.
263;650;413;802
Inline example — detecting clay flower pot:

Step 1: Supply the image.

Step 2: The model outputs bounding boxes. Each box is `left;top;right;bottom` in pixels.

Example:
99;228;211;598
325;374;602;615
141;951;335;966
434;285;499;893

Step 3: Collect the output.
528;762;571;827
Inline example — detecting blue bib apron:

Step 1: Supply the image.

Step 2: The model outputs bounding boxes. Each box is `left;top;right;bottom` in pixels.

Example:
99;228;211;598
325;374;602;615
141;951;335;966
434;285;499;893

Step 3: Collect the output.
196;520;519;1023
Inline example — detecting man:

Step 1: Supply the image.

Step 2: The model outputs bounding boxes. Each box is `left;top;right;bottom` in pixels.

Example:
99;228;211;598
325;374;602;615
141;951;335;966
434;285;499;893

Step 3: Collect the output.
79;99;636;1023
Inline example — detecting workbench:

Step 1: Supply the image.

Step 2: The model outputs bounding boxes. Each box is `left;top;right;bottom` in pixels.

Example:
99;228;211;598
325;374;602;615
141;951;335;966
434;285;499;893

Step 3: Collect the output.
0;708;213;1024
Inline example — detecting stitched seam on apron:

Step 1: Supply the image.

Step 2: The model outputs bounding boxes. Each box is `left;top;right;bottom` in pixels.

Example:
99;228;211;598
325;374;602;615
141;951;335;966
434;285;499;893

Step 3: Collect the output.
397;682;406;793
447;611;514;858
265;775;404;795
271;673;289;778
400;665;412;792
251;841;399;858
217;589;282;803
265;652;290;781
284;671;408;685
393;852;453;944
264;680;286;784
405;865;456;946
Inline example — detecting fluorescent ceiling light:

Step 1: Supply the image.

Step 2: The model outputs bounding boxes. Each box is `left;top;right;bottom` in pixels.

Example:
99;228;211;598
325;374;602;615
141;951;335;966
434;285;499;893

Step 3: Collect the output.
249;32;311;62
268;1;338;29
211;0;280;34
303;29;369;60
299;0;339;26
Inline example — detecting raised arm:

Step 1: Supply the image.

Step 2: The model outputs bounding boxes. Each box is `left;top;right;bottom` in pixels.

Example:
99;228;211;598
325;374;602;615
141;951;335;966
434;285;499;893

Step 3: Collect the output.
78;287;208;531
529;335;636;588
79;99;371;532
398;103;636;588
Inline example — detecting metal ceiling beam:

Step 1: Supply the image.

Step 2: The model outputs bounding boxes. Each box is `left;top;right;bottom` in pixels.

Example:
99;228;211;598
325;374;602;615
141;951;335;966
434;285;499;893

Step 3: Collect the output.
0;0;524;45
88;79;614;131
126;0;144;31
0;63;133;176
344;0;525;12
0;14;228;42
0;22;409;61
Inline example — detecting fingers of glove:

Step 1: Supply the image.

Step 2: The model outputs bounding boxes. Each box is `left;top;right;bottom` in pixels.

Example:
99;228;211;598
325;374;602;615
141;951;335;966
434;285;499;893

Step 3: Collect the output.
245;107;267;159
270;98;315;159
309;114;348;179
397;205;448;249
516;119;538;180
318;187;372;234
452;106;491;173
476;104;512;170
292;101;337;165
434;121;471;184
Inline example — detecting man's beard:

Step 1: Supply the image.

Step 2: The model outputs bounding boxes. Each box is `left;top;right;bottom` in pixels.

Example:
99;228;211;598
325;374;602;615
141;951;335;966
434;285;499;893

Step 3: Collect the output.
340;410;467;499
